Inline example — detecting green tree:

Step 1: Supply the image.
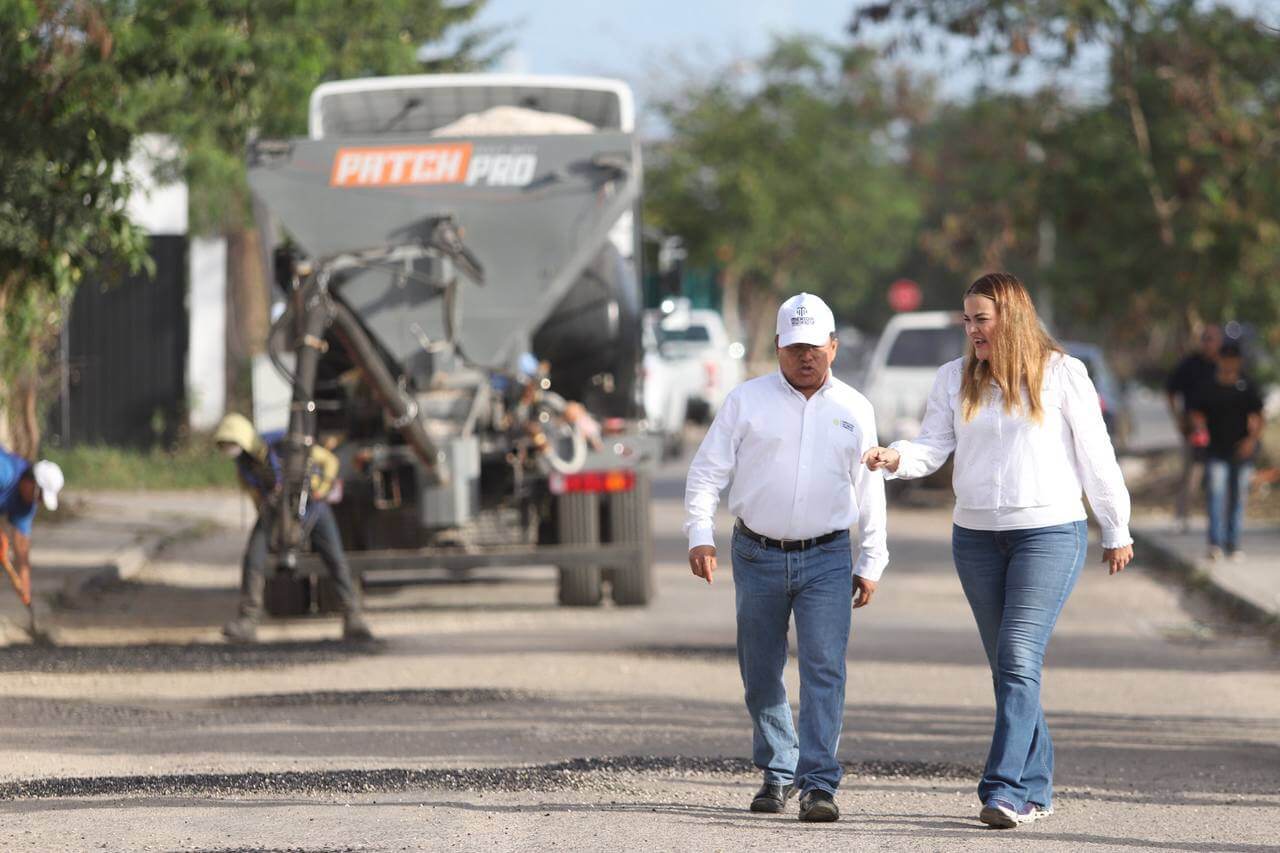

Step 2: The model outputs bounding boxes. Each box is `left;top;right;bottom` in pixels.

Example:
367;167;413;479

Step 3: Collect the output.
0;2;154;455
645;37;926;357
0;1;496;452
852;0;1280;355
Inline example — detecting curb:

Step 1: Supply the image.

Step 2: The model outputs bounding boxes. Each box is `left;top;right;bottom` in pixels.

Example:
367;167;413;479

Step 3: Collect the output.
1131;529;1280;636
0;520;209;645
63;521;209;598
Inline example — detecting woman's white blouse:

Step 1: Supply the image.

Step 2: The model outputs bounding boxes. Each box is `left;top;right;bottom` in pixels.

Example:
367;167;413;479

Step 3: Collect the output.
888;353;1133;548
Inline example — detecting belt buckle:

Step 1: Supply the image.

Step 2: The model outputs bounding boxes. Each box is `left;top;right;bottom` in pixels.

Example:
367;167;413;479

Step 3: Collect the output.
779;537;800;552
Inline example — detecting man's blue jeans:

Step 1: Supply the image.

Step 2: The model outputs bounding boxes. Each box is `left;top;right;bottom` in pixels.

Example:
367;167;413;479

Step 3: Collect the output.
731;528;852;795
1206;457;1252;553
952;521;1087;809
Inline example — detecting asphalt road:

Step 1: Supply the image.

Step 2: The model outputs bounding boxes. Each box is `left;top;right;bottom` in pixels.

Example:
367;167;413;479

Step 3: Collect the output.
1;444;1277;852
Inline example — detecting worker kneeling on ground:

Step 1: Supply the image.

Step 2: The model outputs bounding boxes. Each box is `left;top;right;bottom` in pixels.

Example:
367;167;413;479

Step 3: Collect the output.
214;414;373;643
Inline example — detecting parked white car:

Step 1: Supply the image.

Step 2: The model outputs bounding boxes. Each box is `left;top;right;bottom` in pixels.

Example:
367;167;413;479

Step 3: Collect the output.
862;310;965;443
655;304;745;423
640;313;689;458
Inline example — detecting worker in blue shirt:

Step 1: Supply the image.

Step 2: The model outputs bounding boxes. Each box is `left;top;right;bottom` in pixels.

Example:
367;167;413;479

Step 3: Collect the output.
214;414;372;643
0;449;64;606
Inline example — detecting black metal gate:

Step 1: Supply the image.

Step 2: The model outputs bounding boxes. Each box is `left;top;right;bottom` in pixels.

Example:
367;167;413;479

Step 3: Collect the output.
48;235;189;448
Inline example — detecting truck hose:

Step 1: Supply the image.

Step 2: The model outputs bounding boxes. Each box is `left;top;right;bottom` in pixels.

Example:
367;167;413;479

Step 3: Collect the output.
329;300;446;485
539;421;588;474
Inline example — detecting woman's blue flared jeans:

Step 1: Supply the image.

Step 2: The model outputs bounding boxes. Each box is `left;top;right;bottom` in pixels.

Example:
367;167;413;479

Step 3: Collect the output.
952;521;1087;809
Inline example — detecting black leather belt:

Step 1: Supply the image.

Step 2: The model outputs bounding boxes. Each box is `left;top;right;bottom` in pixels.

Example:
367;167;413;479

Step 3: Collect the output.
735;519;844;553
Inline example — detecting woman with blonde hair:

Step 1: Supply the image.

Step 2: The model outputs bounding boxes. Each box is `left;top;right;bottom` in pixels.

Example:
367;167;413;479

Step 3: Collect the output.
863;272;1133;829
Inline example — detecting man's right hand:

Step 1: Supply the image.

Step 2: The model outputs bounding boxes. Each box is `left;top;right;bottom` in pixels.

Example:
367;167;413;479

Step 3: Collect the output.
689;545;717;584
862;446;901;473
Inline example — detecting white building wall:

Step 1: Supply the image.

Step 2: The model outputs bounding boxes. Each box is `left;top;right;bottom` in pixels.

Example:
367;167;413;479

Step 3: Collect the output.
126;134;189;236
187;237;227;430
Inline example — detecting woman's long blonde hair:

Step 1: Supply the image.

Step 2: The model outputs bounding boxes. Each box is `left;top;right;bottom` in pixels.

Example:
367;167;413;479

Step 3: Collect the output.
960;272;1062;423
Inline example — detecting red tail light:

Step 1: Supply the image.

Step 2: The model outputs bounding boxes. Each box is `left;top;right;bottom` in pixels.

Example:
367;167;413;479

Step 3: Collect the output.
549;469;636;495
704;360;718;390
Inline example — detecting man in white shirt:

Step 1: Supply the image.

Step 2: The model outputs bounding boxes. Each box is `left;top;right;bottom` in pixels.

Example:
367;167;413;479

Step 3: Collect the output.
684;292;888;823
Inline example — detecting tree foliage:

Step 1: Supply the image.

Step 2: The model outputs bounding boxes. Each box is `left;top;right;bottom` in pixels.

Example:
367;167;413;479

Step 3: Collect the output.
0;0;495;452
852;0;1280;357
645;38;926;355
0;2;155;453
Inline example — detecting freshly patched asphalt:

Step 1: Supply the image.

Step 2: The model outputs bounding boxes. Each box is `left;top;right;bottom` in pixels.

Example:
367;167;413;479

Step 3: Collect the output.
0;639;377;673
0;756;977;801
1;448;1277;851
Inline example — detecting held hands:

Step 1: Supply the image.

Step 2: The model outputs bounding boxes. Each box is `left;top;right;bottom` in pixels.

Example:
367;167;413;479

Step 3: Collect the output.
689;545;716;584
1104;544;1134;575
862;446;901;473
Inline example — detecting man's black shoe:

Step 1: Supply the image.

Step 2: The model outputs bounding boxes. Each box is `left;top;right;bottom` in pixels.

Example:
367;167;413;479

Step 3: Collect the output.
749;781;795;813
798;788;839;822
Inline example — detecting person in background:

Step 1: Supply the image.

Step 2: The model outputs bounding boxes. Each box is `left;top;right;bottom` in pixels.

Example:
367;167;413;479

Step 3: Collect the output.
214;413;372;643
1188;341;1264;561
1166;325;1221;531
863;272;1133;830
684;292;888;823
0;450;64;605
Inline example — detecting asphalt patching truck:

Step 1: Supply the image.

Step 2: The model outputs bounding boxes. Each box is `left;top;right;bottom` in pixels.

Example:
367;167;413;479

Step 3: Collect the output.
246;74;654;610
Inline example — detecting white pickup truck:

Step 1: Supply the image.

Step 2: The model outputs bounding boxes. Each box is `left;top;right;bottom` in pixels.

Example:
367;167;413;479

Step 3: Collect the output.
862;310;966;444
654;304;745;423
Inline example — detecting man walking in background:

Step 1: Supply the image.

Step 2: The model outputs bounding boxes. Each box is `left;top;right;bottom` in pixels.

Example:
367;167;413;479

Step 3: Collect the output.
1189;341;1264;561
1167;324;1221;530
684;292;888;823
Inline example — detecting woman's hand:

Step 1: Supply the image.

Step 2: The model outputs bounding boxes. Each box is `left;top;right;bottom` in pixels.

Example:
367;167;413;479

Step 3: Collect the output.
1103;544;1134;575
862;446;901;473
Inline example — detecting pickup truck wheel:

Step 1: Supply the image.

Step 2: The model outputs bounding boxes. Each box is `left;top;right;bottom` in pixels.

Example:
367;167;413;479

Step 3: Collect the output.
605;473;653;606
556;492;603;606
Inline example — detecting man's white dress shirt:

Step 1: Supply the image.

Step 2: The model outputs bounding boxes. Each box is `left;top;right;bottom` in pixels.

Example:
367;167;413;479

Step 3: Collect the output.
684;371;890;581
889;353;1133;548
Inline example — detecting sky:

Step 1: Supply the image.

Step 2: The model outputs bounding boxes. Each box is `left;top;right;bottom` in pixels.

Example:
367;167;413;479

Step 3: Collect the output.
468;0;1278;135
469;0;866;129
473;0;857;79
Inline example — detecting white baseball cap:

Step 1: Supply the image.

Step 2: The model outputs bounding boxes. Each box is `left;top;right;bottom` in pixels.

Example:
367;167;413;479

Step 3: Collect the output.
776;292;836;348
33;460;64;511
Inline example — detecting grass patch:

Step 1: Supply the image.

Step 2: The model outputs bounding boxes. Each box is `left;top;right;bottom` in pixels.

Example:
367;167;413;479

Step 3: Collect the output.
44;442;239;491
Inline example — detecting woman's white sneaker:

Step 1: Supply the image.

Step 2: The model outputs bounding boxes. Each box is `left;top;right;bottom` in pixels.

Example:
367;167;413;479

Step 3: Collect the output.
979;798;1038;828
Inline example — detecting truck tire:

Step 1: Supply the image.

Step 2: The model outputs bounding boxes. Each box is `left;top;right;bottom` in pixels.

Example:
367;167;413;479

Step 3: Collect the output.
605;472;653;606
556;492;603;606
